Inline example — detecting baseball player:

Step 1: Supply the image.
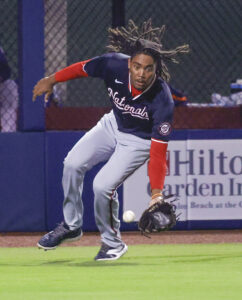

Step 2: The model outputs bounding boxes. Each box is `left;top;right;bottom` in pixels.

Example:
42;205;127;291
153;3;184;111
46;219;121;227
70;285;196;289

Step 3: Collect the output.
33;19;189;261
0;46;18;132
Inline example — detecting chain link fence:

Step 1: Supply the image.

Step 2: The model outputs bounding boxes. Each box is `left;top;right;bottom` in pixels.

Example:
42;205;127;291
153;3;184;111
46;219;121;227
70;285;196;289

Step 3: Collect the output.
44;0;241;108
126;0;242;104
0;0;241;131
0;0;19;132
44;0;112;107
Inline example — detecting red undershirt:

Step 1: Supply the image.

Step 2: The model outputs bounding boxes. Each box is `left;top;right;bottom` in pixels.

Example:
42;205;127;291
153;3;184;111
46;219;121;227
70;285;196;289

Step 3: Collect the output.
55;61;168;191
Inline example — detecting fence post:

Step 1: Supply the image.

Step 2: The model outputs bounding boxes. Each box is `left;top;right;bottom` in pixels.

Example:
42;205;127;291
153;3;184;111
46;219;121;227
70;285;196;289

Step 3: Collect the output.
18;0;45;131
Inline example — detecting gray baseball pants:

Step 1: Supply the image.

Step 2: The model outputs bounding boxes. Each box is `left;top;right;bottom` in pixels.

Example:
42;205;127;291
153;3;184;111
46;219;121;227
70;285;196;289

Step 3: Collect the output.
62;110;151;248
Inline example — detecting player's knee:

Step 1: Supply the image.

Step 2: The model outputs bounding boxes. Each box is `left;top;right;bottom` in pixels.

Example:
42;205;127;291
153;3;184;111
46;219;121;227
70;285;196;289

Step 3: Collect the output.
93;176;103;195
63;157;86;175
93;175;111;197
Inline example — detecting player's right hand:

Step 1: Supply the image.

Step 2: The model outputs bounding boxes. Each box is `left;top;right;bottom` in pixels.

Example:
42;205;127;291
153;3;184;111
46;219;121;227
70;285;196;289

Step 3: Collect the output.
32;75;56;103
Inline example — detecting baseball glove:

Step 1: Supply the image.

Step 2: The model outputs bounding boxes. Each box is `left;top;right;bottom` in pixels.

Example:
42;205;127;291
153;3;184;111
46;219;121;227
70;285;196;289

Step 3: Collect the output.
138;194;178;237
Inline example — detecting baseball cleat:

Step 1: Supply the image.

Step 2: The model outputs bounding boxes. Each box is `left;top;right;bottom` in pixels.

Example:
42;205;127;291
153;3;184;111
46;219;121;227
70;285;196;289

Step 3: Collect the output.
37;221;82;250
94;242;128;261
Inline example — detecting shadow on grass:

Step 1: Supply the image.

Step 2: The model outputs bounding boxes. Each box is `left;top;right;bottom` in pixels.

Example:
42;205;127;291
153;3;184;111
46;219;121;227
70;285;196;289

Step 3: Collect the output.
70;261;138;267
39;259;138;267
1;254;241;267
0;259;138;268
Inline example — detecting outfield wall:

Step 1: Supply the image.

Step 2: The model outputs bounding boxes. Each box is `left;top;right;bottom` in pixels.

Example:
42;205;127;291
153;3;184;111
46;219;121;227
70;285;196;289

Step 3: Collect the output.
0;129;241;232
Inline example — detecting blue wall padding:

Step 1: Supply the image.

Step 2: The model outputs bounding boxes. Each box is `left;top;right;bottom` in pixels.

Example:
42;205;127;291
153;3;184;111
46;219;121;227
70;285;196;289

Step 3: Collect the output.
18;0;45;131
0;133;46;231
0;130;241;232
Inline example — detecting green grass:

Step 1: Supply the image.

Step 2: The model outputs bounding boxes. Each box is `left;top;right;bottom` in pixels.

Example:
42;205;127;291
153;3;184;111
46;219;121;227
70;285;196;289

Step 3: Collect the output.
0;244;241;300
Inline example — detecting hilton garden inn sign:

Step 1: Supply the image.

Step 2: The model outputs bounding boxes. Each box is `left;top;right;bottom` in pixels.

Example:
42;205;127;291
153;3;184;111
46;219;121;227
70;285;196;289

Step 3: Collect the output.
123;138;242;222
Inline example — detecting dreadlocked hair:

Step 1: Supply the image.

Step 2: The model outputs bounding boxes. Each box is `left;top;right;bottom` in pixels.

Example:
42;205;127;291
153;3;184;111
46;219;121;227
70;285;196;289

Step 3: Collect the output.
107;19;189;82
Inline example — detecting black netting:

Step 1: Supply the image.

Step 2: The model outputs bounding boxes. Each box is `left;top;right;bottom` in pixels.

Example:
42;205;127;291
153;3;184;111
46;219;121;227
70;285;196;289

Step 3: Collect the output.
0;1;240;131
44;0;242;107
43;0;241;130
126;0;242;103
44;0;112;107
0;0;19;132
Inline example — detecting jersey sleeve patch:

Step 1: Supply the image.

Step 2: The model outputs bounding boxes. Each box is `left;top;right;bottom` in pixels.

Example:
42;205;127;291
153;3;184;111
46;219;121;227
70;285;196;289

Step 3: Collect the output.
158;122;172;136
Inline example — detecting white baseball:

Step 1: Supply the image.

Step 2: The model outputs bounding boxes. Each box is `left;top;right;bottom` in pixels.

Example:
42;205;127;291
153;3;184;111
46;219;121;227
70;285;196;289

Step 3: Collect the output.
123;210;135;223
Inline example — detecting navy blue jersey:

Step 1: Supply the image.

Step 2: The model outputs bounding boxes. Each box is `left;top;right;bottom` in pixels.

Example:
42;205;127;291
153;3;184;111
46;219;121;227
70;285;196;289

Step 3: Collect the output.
169;85;188;106
0;47;11;83
84;53;174;141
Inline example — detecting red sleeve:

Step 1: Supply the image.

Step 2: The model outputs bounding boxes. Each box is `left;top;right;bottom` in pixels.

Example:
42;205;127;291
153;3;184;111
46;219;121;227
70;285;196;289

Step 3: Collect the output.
55;59;91;82
148;139;168;190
